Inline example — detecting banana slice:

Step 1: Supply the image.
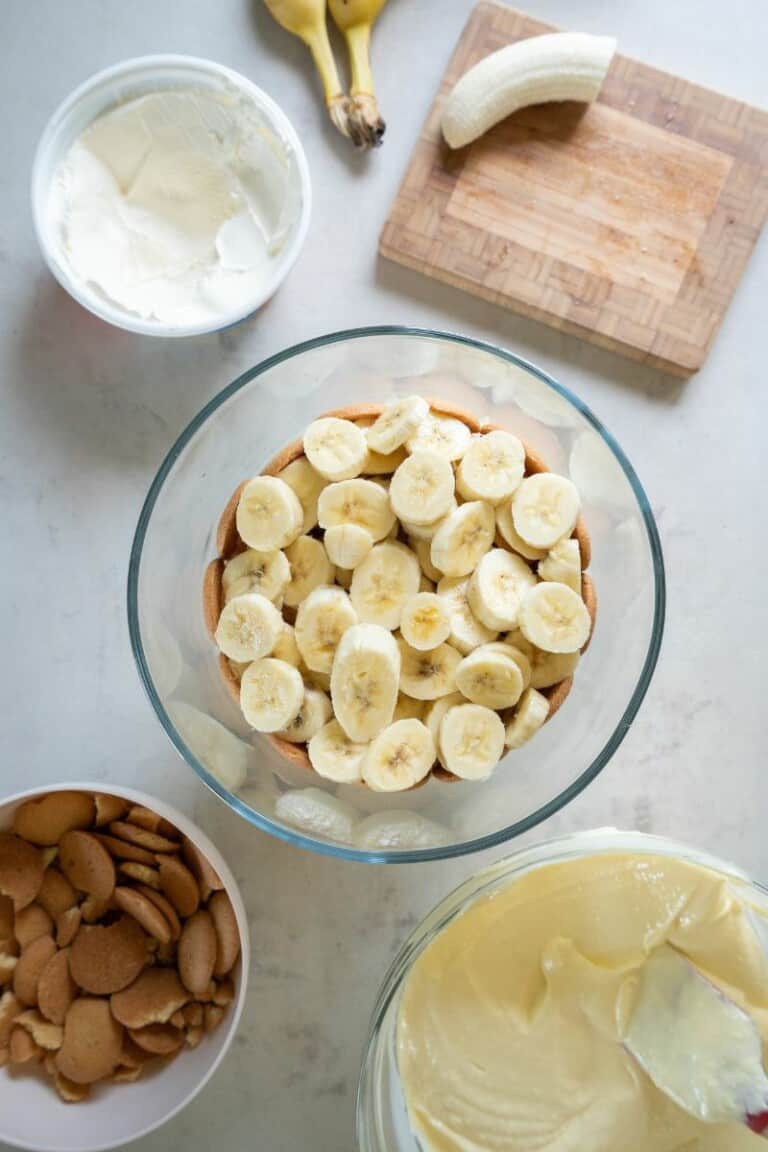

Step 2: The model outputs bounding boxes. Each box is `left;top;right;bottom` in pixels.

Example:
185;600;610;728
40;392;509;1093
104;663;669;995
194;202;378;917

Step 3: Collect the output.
276;687;332;744
331;623;400;742
278;456;328;534
512;473;580;549
495;501;547;560
236;476;304;551
455;645;525;709
390;452;455;526
308;719;368;783
482;641;532;689
323;523;373;569
240;658;304;732
303;417;368;481
436;575;498;654
335;566;353;589
356;422;408;476
439;703;505;780
295;585;358;673
467;548;537;630
504;687;549;749
423;692;463;765
400;497;457;541
406;412;472;461
350;541;420;630
506;630;580;689
430;501;495;578
400;593;451;651
419;573;435;594
538;537;582;594
215;593;283;662
456;430;525;504
222;547;291;606
362;719;436;792
393;694;426;722
519;582;590;653
397;637;462;700
304;667;332;692
411;536;443;584
272;622;301;667
283;535;335;607
365;395;429;454
317;478;396;541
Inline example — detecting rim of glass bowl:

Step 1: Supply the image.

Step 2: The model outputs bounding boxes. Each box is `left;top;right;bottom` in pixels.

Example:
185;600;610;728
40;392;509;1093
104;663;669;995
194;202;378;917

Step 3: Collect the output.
354;828;768;1150
127;326;666;863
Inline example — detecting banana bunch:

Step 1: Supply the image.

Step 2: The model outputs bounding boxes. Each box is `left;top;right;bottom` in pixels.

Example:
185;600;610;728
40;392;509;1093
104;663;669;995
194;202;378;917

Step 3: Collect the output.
264;0;387;148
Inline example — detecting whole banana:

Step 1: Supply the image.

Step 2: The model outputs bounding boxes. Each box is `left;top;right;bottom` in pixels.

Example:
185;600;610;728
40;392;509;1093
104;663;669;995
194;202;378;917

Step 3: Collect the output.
264;0;351;138
327;0;388;148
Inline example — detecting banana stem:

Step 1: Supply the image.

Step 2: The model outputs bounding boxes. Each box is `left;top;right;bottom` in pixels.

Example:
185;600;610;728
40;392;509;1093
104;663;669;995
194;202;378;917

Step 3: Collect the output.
343;23;385;147
344;23;374;96
300;26;350;137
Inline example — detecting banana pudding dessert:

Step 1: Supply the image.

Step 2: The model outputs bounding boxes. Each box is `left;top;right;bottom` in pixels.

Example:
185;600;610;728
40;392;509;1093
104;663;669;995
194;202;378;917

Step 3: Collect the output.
203;397;595;791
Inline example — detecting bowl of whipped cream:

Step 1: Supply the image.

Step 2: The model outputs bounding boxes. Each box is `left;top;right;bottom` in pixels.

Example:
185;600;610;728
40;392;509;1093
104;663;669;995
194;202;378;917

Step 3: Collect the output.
31;55;311;336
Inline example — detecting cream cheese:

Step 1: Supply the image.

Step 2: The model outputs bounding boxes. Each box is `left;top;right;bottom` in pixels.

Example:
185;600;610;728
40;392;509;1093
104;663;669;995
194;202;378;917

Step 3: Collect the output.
49;87;302;326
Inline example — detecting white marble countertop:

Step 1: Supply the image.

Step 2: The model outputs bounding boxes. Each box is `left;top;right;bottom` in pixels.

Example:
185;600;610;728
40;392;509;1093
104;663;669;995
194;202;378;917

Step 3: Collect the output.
2;0;767;1148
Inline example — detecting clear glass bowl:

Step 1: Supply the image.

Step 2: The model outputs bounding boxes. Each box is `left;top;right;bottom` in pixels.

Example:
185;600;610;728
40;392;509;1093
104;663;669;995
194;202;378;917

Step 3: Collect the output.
356;829;768;1152
128;327;665;862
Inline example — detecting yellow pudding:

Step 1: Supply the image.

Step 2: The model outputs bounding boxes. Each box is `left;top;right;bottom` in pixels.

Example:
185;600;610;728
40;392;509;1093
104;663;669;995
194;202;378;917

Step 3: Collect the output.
397;853;768;1152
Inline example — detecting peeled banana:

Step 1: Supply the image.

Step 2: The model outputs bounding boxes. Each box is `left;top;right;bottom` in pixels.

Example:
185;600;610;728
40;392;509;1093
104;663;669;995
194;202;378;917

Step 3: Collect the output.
442;32;616;149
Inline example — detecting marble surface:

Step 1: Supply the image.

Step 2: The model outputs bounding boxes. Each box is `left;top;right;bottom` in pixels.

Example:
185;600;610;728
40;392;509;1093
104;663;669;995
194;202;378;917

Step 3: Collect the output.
1;0;767;1148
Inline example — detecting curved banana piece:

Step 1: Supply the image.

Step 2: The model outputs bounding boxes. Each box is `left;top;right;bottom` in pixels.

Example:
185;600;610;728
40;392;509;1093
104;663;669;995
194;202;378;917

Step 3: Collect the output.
442;32;616;149
328;0;389;148
264;0;351;137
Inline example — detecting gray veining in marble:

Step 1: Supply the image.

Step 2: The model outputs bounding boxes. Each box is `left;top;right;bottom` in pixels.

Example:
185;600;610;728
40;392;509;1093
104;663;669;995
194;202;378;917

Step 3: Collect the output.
1;1;767;1149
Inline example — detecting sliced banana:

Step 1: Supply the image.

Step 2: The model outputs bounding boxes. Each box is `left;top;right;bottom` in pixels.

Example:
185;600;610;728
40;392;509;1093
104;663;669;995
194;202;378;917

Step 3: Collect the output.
304;667;332;692
439;703;505;780
236;476;304;551
455;645;525;709
272;622;301;667
406;412;472;461
390;452;455;526
538;537;582;594
362;719;436;792
215;593;283;662
423;692;463;766
317;478;396;541
303;417;368;481
411;536;443;584
430;501;495;577
278;456;327;534
519;582;590;653
506;630;580;689
331;623;400;742
456;430;525;504
467;548;537;630
495;500;547;560
295;585;358;673
393;694;426;722
436;575;498;654
504;687;549;749
400;497;457;541
350;541;420;630
397;636;462;701
356;423;407;476
365;395;429;454
482;641;532;690
512;473;580;549
240;658;304;732
335;566;353;589
276;687;332;744
400;593;451;651
324;523;373;569
308;719;368;783
283;535;335;607
419;573;435;594
221;548;290;605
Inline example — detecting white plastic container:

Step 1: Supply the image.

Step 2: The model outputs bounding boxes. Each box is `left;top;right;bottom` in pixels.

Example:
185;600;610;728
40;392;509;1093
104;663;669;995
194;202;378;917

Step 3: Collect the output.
31;56;312;338
0;782;250;1152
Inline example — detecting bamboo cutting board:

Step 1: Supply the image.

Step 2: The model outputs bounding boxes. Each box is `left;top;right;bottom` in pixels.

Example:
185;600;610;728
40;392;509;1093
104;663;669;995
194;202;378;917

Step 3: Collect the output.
380;4;768;375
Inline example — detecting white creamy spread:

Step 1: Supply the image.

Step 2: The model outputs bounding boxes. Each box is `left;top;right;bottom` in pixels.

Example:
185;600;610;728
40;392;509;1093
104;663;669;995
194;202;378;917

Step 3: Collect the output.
49;87;302;325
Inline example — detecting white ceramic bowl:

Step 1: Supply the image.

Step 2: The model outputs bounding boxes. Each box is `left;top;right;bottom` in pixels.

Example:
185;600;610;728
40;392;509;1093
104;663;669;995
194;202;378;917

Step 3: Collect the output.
0;783;250;1152
31;55;312;337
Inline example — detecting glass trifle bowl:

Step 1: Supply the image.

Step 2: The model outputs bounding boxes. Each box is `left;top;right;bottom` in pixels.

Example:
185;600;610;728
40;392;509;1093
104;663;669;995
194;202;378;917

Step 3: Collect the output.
128;327;664;862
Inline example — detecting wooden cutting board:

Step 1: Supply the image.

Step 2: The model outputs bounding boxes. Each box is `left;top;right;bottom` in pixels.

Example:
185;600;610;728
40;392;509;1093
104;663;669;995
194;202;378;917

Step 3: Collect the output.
380;3;768;375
